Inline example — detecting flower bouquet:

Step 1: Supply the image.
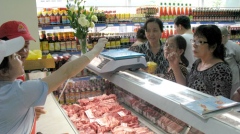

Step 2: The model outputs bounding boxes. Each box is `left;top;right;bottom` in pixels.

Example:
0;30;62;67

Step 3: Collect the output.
66;0;98;54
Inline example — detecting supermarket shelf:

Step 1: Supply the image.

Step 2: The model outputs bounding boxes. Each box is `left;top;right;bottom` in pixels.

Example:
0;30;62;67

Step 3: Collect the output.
38;21;240;30
38;22;145;30
100;70;240;134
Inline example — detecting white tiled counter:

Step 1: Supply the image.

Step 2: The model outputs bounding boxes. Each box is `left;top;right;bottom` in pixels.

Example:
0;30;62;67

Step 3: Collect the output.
36;94;78;134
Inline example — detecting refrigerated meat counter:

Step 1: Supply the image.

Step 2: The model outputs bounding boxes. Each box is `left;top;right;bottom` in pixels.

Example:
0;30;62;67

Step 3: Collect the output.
101;70;240;134
36;70;240;134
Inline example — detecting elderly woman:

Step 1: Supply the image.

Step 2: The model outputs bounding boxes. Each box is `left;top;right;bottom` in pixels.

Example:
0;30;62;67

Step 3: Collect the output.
169;25;232;98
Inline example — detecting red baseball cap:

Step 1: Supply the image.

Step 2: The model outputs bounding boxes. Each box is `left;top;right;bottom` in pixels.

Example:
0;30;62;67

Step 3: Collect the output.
0;21;36;41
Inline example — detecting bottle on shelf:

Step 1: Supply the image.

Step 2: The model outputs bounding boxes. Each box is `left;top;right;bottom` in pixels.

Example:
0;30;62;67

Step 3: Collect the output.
180;3;184;15
87;33;93;50
189;4;193;21
54;32;61;52
177;3;181;16
169;26;173;36
185;3;189;16
61;10;67;24
172;3;177;20
115;34;121;47
41;31;49;54
38;11;45;25
168;3;173;22
56;9;61;24
45;10;51;24
48;33;55;52
163;3;167;22
69;32;77;51
64;32;72;51
159;3;163;20
59;32;66;52
50;9;56;24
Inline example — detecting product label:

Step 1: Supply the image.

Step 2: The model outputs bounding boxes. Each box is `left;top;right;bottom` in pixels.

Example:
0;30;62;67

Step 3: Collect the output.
49;43;54;51
118;111;126;117
60;42;66;51
105;42;110;48
96;119;106;126
110;41;116;47
121;123;128;127
66;41;72;50
42;41;49;51
71;41;77;50
54;42;60;51
115;41;120;46
85;109;95;119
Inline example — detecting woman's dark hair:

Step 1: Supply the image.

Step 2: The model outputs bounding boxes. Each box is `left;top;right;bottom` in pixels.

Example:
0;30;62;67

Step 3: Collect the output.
167;35;189;67
0;36;10;73
143;18;163;32
136;27;147;40
194;25;225;61
174;15;191;29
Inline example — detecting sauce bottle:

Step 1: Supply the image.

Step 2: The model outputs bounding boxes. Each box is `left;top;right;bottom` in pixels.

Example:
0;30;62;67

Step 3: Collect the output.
48;33;55;52
54;33;61;52
59;32;66;52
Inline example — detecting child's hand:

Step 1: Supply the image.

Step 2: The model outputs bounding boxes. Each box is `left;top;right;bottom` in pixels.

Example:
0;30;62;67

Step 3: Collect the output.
167;52;180;68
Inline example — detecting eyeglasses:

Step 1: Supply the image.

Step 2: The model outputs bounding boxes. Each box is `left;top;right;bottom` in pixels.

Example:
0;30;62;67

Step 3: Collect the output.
190;39;208;46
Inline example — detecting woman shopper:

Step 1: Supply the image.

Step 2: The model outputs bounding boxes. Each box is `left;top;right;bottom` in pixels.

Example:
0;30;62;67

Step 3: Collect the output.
169;25;232;98
129;18;168;74
131;27;147;46
0;36;107;133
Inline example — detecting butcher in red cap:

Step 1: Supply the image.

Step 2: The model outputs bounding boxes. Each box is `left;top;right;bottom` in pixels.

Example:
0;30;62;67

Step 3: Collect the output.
0;20;36;62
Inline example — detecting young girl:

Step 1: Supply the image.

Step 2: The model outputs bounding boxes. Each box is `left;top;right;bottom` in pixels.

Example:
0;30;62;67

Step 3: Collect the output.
0;36;107;133
163;35;189;85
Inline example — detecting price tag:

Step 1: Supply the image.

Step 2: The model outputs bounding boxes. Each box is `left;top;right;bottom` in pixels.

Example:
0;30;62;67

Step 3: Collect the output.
53;26;60;29
85;109;95;119
107;24;114;27
96;119;106;126
214;22;219;25
118;111;126;117
134;23;140;26
121;123;128;127
89;119;95;123
64;26;71;29
163;22;168;25
196;22;201;25
88;97;95;101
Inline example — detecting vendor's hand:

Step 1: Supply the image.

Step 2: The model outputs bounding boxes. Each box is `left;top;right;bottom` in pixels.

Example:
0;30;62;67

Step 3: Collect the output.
84;38;108;61
93;38;108;54
167;52;180;68
35;107;47;121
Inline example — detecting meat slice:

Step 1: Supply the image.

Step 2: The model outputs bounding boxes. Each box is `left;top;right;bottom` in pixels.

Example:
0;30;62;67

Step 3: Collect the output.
112;126;135;134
